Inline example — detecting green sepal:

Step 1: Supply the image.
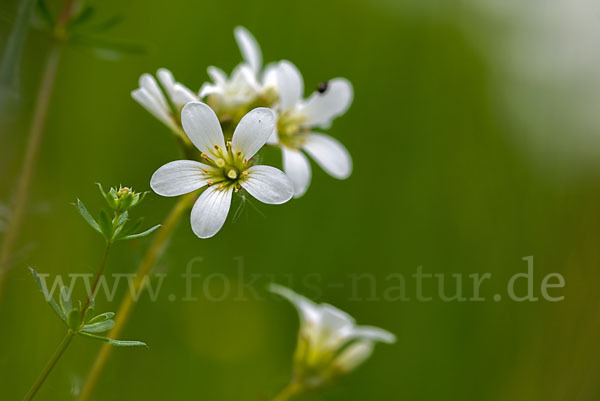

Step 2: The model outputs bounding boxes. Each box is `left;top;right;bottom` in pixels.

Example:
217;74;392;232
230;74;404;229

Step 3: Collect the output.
76;199;102;234
81;319;115;333
29;268;66;322
78;331;147;347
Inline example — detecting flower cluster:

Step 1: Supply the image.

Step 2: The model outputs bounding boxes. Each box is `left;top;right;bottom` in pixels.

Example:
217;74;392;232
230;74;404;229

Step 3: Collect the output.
133;27;354;237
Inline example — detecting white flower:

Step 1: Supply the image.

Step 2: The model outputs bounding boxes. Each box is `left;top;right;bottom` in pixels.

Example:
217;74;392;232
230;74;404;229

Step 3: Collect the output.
268;61;354;197
199;27;276;115
269;284;395;386
150;102;294;238
131;68;198;135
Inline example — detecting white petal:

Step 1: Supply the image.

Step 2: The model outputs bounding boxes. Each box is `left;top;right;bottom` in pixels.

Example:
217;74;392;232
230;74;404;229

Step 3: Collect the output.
131;88;175;130
266;129;279;145
351;326;396;344
332;341;374;373
157;68;175;95
207;66;227;86
268;283;322;326
190;186;232;239
261;62;279;88
230;64;260;91
234;26;262;75
231;108;275;159
181;101;226;156
172;83;197;106
199;82;222;98
275;61;304;111
139;73;169;111
282;148;311;198
301;78;353;128
150;160;211;197
318;304;356;333
302;133;352;179
243;165;294;204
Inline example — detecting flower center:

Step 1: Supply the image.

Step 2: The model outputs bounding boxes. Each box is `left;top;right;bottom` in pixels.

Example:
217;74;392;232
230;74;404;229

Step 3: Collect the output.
277;111;310;150
200;142;250;191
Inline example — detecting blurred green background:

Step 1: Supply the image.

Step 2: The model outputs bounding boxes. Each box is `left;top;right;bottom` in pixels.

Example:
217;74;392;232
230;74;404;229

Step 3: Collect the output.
2;0;600;400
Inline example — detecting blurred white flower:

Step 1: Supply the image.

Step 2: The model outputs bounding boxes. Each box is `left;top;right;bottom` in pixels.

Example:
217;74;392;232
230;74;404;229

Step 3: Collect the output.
267;61;353;197
131;68;198;137
269;283;395;387
150;102;294;238
199;27;276;115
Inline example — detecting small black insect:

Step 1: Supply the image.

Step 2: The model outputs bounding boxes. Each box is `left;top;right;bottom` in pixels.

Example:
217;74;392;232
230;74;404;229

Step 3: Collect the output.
317;81;329;94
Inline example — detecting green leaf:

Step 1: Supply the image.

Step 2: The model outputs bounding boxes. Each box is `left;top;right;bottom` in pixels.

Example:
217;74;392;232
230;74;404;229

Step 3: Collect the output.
36;0;55;28
118;224;161;241
112;211;129;238
78;331;147;347
59;286;73;314
97;209;113;240
67;5;94;30
83;299;96;323
87;311;114;324
122;217;144;236
89;15;123;33
29;267;66;322
81;319;115;333
66;308;81;330
76;199;102;234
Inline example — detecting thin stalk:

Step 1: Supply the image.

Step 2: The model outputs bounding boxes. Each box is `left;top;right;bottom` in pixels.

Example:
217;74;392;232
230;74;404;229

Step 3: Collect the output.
22;330;75;401
0;43;62;300
81;242;111;318
0;0;77;303
77;193;196;401
272;381;303;401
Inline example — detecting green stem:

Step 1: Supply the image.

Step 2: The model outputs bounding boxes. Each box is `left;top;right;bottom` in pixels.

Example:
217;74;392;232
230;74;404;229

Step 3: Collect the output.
80;242;112;318
272;381;303;401
22;330;75;401
77;193;196;401
0;0;77;304
0;42;62;302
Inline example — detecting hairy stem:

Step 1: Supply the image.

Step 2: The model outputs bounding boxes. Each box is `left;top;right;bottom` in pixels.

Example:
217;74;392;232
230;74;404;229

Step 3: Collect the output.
22;330;75;401
272;381;303;401
77;193;196;401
